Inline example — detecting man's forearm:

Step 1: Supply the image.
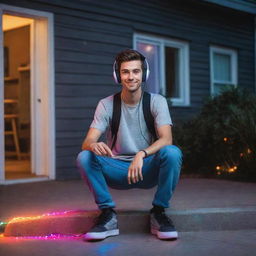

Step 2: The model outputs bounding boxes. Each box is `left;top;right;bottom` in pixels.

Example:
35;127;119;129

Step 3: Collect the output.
139;137;172;157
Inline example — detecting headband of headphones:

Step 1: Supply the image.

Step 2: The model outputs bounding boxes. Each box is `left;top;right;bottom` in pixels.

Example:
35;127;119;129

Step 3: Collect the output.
113;51;150;84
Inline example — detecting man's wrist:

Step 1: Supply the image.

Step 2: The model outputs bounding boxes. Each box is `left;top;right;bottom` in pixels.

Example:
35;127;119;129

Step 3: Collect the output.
140;149;148;158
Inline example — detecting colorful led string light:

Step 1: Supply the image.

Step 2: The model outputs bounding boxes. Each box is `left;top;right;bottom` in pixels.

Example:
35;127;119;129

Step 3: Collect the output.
215;138;254;175
0;233;82;240
7;209;78;224
0;210;89;240
11;233;82;240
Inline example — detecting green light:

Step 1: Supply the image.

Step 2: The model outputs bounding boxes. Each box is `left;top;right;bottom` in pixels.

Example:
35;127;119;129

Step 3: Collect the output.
0;221;8;233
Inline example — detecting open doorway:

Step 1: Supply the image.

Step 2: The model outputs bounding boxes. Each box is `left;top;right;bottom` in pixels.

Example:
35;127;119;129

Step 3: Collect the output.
3;14;32;179
0;5;55;184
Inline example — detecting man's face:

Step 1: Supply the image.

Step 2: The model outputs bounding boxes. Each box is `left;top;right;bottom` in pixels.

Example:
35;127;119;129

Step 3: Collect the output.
120;60;143;93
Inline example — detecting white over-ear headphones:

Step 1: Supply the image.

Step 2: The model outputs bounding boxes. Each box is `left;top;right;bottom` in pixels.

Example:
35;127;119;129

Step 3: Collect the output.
113;50;150;84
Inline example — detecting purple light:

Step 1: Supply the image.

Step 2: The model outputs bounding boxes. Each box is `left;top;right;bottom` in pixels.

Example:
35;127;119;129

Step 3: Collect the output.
12;233;82;240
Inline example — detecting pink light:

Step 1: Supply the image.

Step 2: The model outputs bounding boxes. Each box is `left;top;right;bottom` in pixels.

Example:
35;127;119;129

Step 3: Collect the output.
2;233;82;240
14;233;82;240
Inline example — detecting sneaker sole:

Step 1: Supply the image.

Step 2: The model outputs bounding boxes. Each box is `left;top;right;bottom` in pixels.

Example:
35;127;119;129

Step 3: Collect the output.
83;229;119;241
151;228;178;240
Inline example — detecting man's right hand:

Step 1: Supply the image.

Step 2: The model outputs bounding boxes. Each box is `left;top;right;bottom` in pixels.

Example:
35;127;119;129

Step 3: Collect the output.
90;142;114;157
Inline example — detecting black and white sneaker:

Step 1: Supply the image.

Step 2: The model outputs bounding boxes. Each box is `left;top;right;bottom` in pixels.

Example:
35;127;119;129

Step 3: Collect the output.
83;208;119;241
150;206;178;240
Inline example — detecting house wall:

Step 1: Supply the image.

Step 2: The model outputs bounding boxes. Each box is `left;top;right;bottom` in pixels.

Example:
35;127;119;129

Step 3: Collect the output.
1;0;255;179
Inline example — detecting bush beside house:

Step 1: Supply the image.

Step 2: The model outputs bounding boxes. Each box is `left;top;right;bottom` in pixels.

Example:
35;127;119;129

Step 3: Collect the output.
174;88;256;182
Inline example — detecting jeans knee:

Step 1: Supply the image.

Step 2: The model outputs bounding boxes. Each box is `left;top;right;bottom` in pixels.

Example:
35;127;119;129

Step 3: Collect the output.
159;145;182;163
77;150;93;168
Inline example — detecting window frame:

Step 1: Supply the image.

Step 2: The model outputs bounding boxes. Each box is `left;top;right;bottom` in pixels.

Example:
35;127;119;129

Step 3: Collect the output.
134;33;190;107
210;45;238;96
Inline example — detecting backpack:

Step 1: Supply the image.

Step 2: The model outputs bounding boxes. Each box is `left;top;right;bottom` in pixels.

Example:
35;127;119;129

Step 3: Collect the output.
111;91;157;149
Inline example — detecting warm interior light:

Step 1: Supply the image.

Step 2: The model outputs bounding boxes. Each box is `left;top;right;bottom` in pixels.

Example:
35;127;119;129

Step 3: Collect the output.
3;14;33;31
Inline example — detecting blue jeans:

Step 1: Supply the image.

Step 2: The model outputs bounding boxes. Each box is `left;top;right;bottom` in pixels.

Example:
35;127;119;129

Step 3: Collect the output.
77;145;182;209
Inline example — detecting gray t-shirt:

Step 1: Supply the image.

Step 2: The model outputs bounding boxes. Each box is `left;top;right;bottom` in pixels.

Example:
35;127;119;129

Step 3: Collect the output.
90;92;172;161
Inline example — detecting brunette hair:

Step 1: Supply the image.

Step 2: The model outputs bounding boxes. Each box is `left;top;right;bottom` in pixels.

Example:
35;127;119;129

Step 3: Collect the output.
115;49;145;70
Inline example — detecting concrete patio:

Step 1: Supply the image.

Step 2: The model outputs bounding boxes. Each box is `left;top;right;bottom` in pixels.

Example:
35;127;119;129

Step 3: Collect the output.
0;177;256;255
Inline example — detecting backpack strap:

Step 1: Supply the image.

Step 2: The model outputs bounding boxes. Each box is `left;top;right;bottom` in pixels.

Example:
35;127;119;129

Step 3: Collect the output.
142;92;157;141
111;92;121;149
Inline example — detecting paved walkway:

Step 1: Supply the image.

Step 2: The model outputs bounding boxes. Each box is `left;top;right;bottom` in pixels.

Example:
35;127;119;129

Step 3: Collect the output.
1;230;256;256
0;178;256;255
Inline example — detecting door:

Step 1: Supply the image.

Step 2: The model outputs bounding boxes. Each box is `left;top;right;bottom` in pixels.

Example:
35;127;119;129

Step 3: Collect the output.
0;5;55;184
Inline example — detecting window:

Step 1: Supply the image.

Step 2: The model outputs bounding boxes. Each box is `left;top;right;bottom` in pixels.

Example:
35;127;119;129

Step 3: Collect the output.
210;46;238;96
134;34;190;106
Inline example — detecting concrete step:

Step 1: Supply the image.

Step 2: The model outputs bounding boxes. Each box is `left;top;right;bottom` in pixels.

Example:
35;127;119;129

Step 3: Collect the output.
4;206;256;237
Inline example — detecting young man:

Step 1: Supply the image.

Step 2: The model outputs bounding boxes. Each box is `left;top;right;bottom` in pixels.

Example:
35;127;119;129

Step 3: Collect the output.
77;49;182;241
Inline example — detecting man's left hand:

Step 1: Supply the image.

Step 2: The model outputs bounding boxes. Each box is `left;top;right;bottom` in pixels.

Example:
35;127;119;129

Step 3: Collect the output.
127;151;145;184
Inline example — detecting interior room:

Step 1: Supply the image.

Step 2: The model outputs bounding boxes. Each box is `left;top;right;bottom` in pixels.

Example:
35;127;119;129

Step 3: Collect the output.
3;14;33;179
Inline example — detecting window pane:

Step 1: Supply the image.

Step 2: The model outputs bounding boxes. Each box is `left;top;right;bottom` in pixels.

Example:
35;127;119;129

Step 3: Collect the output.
213;83;234;95
213;53;231;81
136;42;160;93
165;46;179;98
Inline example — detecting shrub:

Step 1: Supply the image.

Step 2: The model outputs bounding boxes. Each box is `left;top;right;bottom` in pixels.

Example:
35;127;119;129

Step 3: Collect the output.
174;87;256;181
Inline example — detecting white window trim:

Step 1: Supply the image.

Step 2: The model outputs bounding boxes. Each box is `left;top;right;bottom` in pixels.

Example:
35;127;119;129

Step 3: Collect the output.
210;45;238;95
0;4;55;184
134;33;190;107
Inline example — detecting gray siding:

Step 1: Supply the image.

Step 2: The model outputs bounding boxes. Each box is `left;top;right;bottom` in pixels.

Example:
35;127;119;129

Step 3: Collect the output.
1;0;255;179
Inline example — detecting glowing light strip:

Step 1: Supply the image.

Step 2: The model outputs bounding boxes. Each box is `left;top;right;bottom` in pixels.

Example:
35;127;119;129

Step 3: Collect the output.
8;210;77;224
0;233;82;240
14;233;82;240
0;210;88;240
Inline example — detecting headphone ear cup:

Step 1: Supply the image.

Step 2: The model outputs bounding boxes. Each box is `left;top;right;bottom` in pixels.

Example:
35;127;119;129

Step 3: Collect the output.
113;61;121;84
146;67;150;81
142;59;150;82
